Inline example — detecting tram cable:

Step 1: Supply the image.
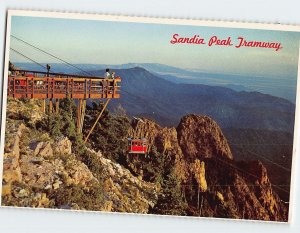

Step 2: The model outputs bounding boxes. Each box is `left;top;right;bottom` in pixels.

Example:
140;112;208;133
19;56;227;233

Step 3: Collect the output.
11;34;94;77
211;155;290;194
10;47;47;70
228;127;292;172
241;147;291;172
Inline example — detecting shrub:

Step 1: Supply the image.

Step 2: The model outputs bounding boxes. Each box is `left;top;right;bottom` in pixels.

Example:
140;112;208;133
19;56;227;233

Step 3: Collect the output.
78;150;104;181
51;184;104;211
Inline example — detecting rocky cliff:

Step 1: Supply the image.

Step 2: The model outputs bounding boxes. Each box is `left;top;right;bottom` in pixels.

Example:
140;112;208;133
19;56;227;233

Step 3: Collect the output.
1;98;288;221
128;115;288;221
177;115;233;160
2;98;159;213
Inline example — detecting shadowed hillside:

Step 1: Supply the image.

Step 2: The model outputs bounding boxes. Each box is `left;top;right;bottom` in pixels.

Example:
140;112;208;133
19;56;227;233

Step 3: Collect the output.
223;128;293;201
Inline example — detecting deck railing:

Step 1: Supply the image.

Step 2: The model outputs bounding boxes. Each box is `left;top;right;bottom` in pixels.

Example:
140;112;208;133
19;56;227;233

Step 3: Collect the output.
7;70;121;99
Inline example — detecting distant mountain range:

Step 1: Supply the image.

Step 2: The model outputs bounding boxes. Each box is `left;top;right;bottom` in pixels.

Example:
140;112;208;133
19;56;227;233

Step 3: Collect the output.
82;67;294;133
14;62;295;131
14;62;297;102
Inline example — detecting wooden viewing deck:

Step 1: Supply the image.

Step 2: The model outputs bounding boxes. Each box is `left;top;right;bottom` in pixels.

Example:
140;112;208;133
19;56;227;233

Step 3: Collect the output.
7;70;121;99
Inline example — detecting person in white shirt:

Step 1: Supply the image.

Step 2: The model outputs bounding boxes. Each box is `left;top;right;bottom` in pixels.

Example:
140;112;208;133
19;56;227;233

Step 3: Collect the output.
104;68;111;78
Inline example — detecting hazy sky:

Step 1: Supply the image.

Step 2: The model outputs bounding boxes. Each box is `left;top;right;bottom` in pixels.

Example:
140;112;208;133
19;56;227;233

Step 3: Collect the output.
9;16;300;79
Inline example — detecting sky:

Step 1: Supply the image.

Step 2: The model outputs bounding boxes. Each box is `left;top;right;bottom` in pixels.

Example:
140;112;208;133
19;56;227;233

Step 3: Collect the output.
9;16;300;79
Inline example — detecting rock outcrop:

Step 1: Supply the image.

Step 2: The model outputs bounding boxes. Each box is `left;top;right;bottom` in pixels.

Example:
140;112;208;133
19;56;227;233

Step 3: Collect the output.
2;98;158;213
190;159;207;193
2;118;96;207
128;115;288;221
177;114;233;160
129;118;188;181
5;98;45;125
2;123;25;196
2;120;159;212
90;149;159;213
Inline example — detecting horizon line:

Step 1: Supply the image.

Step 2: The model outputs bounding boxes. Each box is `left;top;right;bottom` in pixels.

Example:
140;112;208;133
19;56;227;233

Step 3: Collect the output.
11;61;293;79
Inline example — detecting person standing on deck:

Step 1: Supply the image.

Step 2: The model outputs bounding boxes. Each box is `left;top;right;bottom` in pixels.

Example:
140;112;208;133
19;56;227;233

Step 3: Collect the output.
104;68;111;78
46;64;51;77
111;71;115;79
8;61;15;76
103;68;111;94
109;71;116;93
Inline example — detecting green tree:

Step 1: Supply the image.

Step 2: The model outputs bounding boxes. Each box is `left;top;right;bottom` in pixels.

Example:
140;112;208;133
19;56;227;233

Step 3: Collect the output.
48;113;63;138
142;146;165;183
43;98;85;154
150;169;188;216
84;101;131;162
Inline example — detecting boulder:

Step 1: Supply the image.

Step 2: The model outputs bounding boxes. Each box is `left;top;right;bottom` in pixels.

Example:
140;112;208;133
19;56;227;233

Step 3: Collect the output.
55;137;72;155
2;124;25;186
32;141;53;158
102;201;113;212
191;159;207;192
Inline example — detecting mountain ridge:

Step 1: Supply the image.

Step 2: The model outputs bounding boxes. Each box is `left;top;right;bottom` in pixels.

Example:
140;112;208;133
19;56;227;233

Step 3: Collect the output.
13;62;297;102
85;67;295;133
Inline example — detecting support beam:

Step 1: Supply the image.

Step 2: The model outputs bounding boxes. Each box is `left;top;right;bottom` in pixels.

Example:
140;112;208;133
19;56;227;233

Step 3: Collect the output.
49;99;53;113
55;99;59;114
84;99;110;143
41;99;46;113
77;99;82;134
79;99;86;134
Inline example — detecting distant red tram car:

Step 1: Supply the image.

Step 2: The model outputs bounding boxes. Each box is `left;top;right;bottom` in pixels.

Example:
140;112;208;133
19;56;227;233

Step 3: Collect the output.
128;138;148;154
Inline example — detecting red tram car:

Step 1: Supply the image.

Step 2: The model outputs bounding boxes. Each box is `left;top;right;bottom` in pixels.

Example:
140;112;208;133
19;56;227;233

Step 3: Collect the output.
128;138;148;154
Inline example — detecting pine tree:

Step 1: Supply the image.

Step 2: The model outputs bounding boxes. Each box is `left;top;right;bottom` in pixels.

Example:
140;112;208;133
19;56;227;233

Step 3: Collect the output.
150;169;188;216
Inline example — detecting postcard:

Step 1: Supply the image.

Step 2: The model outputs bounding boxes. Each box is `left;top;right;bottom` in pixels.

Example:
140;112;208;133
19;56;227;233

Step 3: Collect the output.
1;10;299;222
